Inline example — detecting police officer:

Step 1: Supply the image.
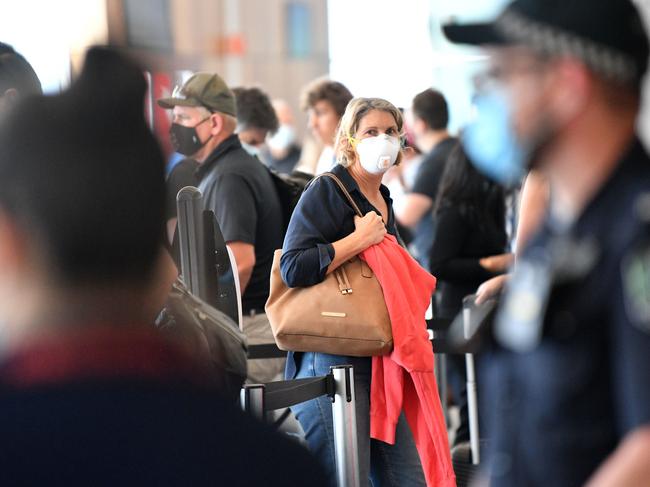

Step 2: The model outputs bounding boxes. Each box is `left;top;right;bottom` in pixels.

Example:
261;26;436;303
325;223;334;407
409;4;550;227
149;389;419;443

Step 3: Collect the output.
444;0;650;485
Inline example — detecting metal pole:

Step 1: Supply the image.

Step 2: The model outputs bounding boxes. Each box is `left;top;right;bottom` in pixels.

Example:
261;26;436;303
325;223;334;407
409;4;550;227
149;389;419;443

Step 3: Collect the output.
463;306;480;465
330;366;360;487
436;352;448;427
240;384;266;423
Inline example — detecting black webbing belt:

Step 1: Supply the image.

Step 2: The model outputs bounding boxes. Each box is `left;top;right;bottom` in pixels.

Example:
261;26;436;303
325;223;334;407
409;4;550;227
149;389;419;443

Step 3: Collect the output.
261;374;335;411
247;343;288;360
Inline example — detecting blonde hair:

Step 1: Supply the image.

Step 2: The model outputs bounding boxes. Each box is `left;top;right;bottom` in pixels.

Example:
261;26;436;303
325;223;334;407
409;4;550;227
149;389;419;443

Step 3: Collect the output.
334;97;404;168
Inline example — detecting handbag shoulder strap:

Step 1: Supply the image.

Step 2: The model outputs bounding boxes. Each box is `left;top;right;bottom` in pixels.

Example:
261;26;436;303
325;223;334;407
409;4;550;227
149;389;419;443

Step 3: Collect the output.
307;172;364;217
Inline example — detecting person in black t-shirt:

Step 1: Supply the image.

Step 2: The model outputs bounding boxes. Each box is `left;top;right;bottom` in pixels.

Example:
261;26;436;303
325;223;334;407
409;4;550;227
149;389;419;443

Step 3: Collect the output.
158;73;285;385
395;89;456;270
164;158;199;243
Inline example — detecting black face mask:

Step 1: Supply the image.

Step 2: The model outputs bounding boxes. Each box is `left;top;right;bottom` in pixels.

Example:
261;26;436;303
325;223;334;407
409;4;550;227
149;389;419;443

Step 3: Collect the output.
169;117;211;156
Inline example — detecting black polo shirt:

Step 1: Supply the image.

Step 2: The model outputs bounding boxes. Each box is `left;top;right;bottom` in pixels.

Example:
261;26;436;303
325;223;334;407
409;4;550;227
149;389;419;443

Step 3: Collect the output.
483;138;650;486
197;134;284;313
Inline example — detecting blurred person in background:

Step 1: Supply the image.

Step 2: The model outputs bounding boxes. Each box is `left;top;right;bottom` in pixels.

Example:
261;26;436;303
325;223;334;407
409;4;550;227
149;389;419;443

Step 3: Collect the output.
158;74;285;385
0;42;41;116
382;108;422;247
264;98;302;174
0;46;323;486
445;0;650;484
233;86;279;158
429;144;511;451
474;169;550;304
164;156;198;244
430;144;511;324
395;89;457;270
299;78;353;175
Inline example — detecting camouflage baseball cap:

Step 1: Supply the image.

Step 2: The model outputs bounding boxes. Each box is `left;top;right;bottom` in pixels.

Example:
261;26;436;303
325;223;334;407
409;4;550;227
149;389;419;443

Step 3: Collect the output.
157;72;237;116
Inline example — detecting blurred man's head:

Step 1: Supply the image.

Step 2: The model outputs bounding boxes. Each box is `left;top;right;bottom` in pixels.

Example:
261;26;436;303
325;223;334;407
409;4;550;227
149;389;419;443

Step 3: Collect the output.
0;42;41;115
300;78;352;147
158;73;238;163
0;47;165;334
232;86;278;155
411;88;449;152
444;0;649;184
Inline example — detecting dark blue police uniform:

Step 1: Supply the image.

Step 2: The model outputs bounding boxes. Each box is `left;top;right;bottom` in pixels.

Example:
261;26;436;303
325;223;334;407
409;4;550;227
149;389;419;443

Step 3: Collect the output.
482;138;650;486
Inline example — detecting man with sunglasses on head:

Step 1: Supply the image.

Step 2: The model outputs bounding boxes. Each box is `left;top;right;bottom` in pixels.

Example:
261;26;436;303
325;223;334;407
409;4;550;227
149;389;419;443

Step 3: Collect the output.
445;0;650;485
158;74;284;385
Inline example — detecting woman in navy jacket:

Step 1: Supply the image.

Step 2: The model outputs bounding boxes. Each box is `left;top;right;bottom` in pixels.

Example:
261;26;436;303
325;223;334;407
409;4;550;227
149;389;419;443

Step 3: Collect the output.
280;98;426;487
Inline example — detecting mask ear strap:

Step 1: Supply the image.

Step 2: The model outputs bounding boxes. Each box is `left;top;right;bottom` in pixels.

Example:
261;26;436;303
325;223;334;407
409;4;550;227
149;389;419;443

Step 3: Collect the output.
347;135;359;149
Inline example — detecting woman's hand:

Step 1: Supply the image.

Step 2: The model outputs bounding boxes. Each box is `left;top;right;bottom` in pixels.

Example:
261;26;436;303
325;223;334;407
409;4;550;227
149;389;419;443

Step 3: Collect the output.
479;253;514;273
475;274;509;305
354;212;387;249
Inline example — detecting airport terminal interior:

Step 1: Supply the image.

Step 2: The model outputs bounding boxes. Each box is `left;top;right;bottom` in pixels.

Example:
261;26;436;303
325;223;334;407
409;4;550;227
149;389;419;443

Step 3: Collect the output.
2;0;650;486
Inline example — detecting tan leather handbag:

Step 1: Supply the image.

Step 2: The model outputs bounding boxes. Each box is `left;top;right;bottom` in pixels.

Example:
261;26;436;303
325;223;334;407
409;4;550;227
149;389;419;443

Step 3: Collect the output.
265;173;393;357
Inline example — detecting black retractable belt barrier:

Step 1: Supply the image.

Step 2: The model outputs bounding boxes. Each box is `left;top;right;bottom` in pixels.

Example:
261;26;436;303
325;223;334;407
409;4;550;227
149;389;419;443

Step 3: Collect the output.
247;343;288;360
262;375;334;411
241;365;360;487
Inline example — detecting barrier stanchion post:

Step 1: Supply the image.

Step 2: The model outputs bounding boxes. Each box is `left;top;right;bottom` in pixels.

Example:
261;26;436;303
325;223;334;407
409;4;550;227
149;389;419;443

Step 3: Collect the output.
330;365;360;487
240;384;266;423
463;306;480;465
435;349;448;426
176;186;205;297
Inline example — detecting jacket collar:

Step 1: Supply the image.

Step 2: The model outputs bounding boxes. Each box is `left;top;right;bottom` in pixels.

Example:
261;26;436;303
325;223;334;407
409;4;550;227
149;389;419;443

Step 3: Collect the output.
0;326;207;388
330;163;391;200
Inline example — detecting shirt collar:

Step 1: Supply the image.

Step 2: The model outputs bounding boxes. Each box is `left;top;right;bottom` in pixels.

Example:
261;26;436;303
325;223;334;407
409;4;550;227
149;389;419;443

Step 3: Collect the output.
330;163;391;200
0;326;208;388
196;134;242;180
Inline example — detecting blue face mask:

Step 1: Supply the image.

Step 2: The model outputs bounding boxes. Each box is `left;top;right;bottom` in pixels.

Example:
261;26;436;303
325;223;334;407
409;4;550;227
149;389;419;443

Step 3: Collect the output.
241;141;261;158
462;89;527;187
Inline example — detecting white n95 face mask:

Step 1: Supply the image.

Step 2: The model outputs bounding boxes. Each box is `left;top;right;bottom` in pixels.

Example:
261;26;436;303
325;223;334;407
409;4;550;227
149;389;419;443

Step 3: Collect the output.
355;134;400;175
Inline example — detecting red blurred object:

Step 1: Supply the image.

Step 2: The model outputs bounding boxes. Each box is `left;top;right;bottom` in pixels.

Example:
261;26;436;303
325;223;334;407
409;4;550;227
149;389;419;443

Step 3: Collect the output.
149;72;173;158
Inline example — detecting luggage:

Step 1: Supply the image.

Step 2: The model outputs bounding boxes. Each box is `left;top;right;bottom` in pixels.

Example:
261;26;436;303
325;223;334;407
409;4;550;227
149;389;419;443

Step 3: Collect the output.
156;279;248;402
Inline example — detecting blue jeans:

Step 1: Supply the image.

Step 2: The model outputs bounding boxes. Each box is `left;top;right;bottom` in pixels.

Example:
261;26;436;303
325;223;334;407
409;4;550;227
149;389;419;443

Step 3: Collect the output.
290;352;426;487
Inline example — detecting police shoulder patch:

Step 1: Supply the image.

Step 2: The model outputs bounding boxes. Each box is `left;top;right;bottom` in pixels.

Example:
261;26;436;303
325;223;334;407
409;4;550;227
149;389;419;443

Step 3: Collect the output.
622;244;650;333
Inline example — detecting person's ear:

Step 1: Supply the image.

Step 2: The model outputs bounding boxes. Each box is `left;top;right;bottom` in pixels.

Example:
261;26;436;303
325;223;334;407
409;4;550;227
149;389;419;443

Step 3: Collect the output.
0;211;28;280
547;59;592;125
2;88;19;103
208;112;224;136
412;117;427;136
0;88;19;112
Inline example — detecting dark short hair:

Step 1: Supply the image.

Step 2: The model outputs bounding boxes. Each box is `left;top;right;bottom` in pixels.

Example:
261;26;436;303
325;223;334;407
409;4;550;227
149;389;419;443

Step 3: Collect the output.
0;47;164;286
0;42;42;96
232;86;279;133
412;88;448;130
300;78;353;117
